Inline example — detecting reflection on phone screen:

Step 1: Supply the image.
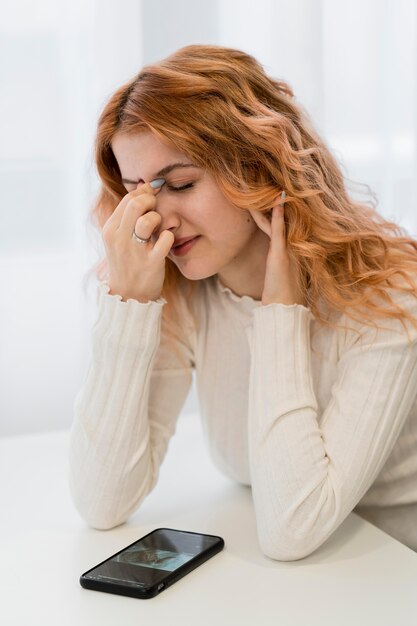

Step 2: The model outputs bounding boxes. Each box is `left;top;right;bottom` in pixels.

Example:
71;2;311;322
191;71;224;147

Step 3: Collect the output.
114;544;193;572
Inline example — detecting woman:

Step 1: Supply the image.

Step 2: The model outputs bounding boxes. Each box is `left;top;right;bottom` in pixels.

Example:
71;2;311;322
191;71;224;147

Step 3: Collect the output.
69;44;417;560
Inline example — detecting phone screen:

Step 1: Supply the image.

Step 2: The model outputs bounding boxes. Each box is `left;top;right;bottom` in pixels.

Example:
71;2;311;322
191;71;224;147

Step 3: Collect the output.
81;528;224;596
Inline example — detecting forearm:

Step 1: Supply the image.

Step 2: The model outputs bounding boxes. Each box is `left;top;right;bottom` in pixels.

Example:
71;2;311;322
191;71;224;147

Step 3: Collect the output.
69;285;170;529
248;303;417;560
249;304;325;558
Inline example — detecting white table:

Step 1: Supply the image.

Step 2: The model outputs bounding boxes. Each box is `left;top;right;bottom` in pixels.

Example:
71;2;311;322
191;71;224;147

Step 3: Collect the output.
1;414;417;626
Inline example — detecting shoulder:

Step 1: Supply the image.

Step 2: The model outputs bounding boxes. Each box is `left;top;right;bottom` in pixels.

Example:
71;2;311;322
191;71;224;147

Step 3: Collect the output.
338;279;417;353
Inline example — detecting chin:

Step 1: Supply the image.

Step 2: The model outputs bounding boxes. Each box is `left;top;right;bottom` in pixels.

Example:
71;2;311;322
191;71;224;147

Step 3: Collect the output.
173;260;220;282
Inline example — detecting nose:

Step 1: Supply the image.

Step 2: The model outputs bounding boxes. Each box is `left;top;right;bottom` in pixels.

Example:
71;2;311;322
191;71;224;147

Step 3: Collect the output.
153;191;182;238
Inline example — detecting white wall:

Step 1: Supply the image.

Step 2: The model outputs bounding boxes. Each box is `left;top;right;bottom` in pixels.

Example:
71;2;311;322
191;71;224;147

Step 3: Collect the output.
1;0;416;435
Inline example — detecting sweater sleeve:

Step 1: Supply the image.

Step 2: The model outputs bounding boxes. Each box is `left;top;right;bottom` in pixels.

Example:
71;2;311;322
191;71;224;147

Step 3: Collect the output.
248;292;417;561
69;283;194;529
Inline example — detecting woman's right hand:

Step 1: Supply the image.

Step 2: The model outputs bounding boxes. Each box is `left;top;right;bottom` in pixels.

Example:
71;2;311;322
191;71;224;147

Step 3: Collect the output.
102;183;175;303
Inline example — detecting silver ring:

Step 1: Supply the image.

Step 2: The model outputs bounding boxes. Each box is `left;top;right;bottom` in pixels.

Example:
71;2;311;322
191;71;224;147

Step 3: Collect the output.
132;231;151;244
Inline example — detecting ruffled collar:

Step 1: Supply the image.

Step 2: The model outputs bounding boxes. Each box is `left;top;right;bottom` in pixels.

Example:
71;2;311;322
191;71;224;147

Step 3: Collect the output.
214;275;262;307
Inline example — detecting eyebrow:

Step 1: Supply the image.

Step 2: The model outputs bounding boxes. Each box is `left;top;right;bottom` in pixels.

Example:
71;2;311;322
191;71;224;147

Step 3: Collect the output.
121;162;198;185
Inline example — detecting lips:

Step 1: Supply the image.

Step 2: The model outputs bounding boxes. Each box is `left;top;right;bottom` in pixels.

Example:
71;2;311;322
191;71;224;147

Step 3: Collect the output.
172;236;198;248
170;235;200;257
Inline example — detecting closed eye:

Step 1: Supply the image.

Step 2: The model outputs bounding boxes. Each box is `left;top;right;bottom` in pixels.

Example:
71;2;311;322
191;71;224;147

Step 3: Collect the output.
167;182;194;192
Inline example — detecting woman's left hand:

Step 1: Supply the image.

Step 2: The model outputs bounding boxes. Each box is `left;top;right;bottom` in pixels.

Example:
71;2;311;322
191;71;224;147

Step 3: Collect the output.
249;193;306;307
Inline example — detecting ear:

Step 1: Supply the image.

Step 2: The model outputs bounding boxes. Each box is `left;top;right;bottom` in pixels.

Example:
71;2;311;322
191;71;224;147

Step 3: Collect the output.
248;209;272;238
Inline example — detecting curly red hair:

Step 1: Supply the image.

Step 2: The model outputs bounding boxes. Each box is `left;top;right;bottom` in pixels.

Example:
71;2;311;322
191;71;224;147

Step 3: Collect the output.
92;44;417;331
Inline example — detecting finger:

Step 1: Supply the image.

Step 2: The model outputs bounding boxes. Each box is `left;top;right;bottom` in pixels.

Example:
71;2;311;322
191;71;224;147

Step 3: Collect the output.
151;230;175;260
105;183;160;231
118;191;158;234
270;193;287;244
271;204;285;241
132;210;161;240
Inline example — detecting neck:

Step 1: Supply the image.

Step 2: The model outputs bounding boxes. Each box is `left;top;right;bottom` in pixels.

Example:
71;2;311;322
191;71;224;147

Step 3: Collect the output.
217;229;270;301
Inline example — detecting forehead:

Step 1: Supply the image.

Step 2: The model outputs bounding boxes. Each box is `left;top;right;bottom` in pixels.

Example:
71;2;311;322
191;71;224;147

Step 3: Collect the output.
112;131;188;178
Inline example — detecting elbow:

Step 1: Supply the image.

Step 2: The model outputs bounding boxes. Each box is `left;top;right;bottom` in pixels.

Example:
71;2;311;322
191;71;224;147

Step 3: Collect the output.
71;492;128;531
69;476;130;531
256;479;343;561
81;505;127;531
259;540;315;562
258;528;325;562
68;462;155;531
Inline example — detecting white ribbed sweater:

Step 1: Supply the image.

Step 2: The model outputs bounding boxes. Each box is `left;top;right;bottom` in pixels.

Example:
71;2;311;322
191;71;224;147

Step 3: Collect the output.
69;276;417;560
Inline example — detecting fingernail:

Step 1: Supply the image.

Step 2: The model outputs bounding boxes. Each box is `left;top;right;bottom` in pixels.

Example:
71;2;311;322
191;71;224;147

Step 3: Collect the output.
281;191;286;202
150;178;166;189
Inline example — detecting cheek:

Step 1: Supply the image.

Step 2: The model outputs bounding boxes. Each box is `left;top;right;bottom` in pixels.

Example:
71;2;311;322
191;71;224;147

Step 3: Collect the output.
224;211;257;237
185;186;255;237
214;218;256;252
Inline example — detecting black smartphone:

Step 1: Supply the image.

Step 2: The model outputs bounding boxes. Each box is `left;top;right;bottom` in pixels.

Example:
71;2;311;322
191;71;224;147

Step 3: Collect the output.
79;528;224;599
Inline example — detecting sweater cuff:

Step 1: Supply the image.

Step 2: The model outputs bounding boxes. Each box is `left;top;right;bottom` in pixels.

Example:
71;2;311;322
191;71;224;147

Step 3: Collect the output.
93;282;166;357
251;304;315;409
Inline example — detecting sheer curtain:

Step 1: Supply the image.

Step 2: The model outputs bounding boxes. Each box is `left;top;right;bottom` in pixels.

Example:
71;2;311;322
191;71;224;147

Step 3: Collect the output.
1;0;416;435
